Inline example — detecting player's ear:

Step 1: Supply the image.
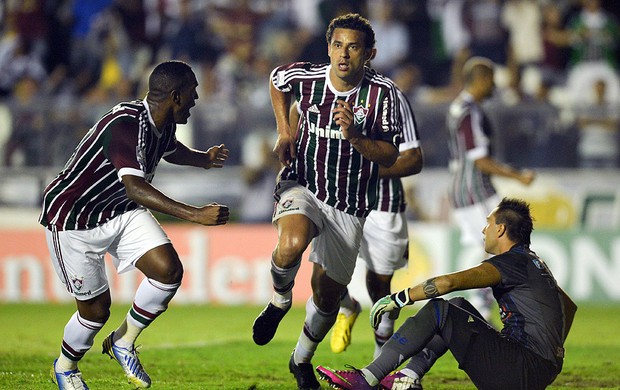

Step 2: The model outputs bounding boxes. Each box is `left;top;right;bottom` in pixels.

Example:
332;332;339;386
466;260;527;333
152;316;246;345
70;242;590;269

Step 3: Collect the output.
170;90;181;105
366;48;377;62
497;223;506;238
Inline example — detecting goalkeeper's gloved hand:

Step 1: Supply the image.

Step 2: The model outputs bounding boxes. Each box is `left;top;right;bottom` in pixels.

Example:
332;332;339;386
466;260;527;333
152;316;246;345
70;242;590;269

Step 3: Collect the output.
370;288;412;330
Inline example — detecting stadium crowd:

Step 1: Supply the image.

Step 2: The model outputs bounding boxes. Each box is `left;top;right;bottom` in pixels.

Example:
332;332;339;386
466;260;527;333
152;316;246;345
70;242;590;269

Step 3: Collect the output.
0;0;618;169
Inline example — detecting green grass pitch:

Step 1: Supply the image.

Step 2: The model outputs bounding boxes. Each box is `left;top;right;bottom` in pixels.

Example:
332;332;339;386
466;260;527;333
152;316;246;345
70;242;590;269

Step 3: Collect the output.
0;303;618;389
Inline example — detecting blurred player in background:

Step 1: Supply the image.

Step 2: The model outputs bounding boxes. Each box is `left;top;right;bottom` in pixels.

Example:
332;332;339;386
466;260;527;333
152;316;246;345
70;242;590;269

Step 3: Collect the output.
251;13;401;390
328;86;423;359
446;56;535;319
317;197;577;390
40;61;230;390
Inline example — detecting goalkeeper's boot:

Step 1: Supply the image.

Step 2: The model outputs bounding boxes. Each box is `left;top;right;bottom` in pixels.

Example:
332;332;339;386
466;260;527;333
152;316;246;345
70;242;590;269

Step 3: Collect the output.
288;352;320;390
252;302;290;345
316;365;377;390
331;299;362;353
51;359;90;390
380;371;423;390
102;332;151;388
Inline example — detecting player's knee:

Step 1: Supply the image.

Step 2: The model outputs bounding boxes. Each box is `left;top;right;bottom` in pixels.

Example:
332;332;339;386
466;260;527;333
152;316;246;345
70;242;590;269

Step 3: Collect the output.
161;261;184;284
275;234;308;265
78;300;111;324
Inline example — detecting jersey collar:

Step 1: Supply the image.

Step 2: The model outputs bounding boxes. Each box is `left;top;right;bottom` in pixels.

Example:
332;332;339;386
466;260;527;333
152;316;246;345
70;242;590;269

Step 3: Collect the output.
142;100;162;137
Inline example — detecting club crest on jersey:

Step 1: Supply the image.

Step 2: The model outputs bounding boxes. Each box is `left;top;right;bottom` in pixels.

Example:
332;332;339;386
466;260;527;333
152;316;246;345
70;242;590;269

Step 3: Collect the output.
353;105;368;125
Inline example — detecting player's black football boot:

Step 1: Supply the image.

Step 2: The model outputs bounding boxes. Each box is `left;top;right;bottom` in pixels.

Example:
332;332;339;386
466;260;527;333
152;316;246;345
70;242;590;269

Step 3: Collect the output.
252;302;290;345
289;352;320;390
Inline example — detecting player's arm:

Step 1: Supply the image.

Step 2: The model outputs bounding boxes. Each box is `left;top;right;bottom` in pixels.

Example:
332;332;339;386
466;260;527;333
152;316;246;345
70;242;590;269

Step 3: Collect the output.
370;262;501;328
164;142;229;169
474;156;535;185
270;81;296;167
408;262;501;302
121;175;229;226
334;99;398;167
378;147;423;178
559;287;578;342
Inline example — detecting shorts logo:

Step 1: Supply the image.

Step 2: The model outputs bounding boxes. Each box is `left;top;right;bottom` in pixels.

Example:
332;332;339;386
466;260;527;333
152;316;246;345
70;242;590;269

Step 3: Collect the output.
353;105;368;125
71;276;84;291
282;199;294;209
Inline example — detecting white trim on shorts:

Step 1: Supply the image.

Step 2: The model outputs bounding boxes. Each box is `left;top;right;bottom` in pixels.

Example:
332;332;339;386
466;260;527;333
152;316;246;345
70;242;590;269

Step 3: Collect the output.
358;210;409;275
45;207;171;300
272;180;365;286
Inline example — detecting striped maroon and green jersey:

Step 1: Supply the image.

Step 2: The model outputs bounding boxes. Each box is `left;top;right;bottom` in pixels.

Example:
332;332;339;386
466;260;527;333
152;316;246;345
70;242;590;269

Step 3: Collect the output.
39;100;177;230
272;62;401;217
375;88;421;213
446;91;497;208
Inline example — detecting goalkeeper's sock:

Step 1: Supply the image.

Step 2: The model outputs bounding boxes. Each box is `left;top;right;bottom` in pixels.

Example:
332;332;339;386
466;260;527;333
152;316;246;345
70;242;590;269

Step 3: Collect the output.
367;301;445;380
360;368;379;386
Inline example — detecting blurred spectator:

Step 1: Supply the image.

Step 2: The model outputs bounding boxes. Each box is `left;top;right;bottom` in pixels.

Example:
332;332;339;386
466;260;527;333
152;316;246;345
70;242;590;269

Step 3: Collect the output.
501;0;543;78
465;0;508;65
573;78;620;168
368;0;411;76
540;3;571;86
160;0;220;64
3;76;47;166
565;0;620;104
0;31;47;97
5;0;50;61
426;0;471;86
69;0;113;92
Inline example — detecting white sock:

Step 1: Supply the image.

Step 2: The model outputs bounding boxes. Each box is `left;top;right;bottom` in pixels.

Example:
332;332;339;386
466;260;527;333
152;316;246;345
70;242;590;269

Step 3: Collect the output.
56;312;104;371
272;290;292;309
339;290;359;316
361;368;379;386
400;368;420;380
114;278;179;348
294;297;338;363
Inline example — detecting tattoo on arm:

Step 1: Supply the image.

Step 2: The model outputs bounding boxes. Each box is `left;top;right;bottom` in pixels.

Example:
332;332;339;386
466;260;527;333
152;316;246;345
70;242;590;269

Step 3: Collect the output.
422;277;440;298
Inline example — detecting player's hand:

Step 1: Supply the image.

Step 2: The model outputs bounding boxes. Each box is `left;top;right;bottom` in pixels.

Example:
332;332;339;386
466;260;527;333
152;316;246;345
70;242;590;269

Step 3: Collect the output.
273;132;296;168
204;144;229;169
333;99;360;140
519;169;535;185
195;203;229;226
370;288;412;329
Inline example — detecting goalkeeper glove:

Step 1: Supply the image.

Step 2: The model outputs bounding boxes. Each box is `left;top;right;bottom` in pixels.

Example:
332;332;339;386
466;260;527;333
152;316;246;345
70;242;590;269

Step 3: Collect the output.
370;288;412;330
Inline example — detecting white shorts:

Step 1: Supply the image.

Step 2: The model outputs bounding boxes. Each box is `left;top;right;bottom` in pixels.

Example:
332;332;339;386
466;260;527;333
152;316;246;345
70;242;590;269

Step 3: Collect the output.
45;208;171;300
273;181;364;286
452;195;501;246
358;210;409;275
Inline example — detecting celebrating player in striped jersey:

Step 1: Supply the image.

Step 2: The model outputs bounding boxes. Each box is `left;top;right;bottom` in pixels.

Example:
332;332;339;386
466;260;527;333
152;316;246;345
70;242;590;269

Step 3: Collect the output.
251;13;401;390
41;61;230;390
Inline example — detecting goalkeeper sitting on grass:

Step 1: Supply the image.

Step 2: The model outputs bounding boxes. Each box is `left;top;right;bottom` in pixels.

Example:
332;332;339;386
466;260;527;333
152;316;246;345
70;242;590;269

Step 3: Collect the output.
317;197;577;390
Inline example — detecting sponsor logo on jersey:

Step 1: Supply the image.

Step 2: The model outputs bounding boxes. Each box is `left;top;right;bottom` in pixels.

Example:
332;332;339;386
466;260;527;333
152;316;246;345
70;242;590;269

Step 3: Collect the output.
308;122;344;140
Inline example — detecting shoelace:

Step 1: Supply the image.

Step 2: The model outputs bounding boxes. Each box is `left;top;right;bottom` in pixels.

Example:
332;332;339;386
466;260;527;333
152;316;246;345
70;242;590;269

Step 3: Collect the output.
66;372;87;389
